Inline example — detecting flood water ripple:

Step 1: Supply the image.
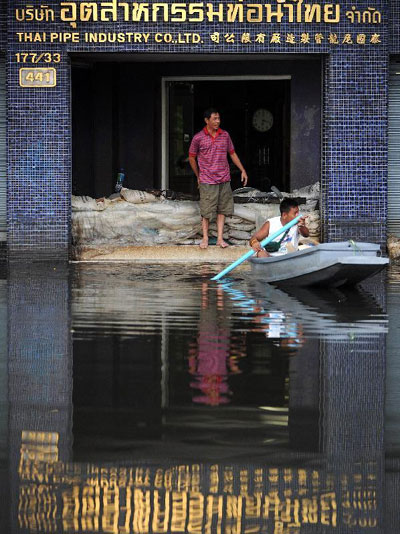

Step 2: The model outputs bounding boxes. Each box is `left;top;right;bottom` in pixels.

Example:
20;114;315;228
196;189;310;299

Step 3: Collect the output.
0;261;399;532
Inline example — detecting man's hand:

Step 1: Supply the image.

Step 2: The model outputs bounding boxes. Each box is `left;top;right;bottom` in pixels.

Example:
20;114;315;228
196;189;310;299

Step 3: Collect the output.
298;216;307;228
250;238;262;253
230;152;248;186
189;155;200;187
297;216;310;237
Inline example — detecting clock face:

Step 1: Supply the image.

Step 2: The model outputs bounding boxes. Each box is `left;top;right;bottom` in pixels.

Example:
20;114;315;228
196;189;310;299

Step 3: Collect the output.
252;109;273;132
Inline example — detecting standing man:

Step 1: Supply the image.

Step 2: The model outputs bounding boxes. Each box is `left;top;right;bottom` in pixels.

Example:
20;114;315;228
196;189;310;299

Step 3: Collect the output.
189;109;248;249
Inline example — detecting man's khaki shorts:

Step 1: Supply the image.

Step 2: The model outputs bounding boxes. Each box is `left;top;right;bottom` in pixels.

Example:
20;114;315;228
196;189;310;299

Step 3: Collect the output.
199;182;234;220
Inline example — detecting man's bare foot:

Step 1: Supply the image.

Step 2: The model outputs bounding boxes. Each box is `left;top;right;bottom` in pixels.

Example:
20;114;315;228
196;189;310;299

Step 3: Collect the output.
217;240;229;248
199;239;208;249
256;249;269;258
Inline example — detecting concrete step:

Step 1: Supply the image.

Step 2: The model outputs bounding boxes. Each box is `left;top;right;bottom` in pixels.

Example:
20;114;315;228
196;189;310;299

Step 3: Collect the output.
72;245;250;263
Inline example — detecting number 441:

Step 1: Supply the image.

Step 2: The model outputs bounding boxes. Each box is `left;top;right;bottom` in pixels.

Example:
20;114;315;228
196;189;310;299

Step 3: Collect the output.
25;71;51;82
20;68;56;87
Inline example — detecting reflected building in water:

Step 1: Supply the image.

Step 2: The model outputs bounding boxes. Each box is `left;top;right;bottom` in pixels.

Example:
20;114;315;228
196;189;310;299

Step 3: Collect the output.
0;264;397;532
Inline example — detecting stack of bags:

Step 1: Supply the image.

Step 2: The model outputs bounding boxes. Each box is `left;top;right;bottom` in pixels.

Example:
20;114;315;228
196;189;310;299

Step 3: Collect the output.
71;183;320;249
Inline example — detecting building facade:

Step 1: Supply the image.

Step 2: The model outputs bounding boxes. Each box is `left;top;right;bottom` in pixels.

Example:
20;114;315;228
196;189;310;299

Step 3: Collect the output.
1;0;399;259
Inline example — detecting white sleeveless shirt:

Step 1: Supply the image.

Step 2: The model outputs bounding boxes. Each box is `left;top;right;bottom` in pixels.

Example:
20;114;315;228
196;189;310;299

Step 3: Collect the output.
267;216;300;255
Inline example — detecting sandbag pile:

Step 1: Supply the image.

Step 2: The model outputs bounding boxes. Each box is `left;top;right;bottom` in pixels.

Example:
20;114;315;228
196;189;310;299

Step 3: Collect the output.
180;187;321;245
387;234;400;262
287;182;320;200
71;184;320;249
72;194;201;247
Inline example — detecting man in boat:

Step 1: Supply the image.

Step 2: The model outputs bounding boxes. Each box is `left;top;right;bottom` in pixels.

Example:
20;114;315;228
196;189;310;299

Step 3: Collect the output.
188;108;248;249
249;199;309;257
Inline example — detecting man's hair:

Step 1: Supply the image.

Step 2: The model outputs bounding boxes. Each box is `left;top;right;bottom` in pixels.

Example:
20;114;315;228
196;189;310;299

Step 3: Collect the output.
204;108;219;119
280;198;299;214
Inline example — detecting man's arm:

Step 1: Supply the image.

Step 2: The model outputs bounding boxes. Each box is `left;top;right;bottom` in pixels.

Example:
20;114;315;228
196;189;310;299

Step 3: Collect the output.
230;152;248;186
298;216;309;237
188;155;200;185
249;221;270;252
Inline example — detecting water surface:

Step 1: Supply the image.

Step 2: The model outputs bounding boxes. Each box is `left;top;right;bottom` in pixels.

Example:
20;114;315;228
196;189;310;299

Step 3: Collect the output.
1;262;399;532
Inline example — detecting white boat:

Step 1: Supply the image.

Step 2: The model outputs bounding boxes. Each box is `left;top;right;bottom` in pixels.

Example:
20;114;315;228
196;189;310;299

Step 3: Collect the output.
249;241;389;288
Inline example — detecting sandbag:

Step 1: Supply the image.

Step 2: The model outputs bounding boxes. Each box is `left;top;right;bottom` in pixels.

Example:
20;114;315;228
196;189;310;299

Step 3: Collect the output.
303;211;320;237
232;205;257;222
180;238;202;245
72;195;111;211
226;221;255;232
225;216;245;225
209;230;229;240
299;199;319;212
121;188;159;204
388;235;400;262
229;238;248;246
289;182;320;199
158;227;200;241
229;229;253;240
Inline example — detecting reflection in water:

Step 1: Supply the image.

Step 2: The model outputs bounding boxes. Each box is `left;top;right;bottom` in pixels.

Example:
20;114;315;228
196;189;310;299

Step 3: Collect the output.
1;263;398;532
189;283;235;406
220;278;387;341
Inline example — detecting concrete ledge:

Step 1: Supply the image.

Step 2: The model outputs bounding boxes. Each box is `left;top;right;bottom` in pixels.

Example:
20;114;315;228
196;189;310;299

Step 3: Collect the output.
71;245;250;263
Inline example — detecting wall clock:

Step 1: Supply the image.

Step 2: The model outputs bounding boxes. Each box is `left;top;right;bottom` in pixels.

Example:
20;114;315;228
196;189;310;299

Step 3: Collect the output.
252;108;273;132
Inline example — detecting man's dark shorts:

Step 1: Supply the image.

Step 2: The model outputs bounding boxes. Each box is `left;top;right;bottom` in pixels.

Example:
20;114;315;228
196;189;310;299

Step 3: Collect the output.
199;182;234;220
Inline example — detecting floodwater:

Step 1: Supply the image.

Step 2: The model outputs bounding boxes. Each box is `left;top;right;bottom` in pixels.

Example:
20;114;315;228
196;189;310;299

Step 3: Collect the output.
0;260;399;532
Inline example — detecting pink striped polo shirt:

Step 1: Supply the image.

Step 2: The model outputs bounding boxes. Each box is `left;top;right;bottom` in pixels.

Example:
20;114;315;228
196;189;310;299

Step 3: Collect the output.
189;127;235;184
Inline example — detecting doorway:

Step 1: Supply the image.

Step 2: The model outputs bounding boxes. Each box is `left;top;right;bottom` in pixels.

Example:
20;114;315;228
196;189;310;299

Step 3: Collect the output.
71;56;321;199
165;77;291;196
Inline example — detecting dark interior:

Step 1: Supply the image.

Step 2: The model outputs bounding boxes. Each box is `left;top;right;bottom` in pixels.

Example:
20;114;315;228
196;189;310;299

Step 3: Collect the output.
71;55;321;198
168;79;290;195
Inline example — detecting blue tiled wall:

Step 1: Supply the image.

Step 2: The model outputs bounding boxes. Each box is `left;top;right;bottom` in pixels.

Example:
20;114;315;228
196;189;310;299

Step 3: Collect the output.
390;0;400;51
7;54;71;259
6;0;389;256
8;264;73;519
322;48;388;243
0;0;6;52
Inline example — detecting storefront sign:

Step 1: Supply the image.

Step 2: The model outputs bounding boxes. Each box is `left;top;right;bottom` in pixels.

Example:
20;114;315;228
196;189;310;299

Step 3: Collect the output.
14;30;382;45
10;0;384;57
13;1;382;26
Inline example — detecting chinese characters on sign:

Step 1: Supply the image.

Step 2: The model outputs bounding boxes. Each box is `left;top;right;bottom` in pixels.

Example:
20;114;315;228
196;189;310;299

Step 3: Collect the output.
209;31;381;44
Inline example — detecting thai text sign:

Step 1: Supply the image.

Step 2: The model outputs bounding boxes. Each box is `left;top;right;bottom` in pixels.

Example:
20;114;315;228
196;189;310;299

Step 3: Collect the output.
14;1;382;26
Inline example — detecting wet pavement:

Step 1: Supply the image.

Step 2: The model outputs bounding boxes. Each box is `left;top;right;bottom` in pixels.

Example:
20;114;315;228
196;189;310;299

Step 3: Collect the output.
0;261;399;532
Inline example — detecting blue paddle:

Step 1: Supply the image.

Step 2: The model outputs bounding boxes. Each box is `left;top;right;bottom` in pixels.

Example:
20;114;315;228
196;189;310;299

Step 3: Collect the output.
211;214;302;281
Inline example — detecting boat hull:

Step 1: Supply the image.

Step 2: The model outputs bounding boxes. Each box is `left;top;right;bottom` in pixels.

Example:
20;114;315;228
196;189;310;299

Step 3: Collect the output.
249;241;389;287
